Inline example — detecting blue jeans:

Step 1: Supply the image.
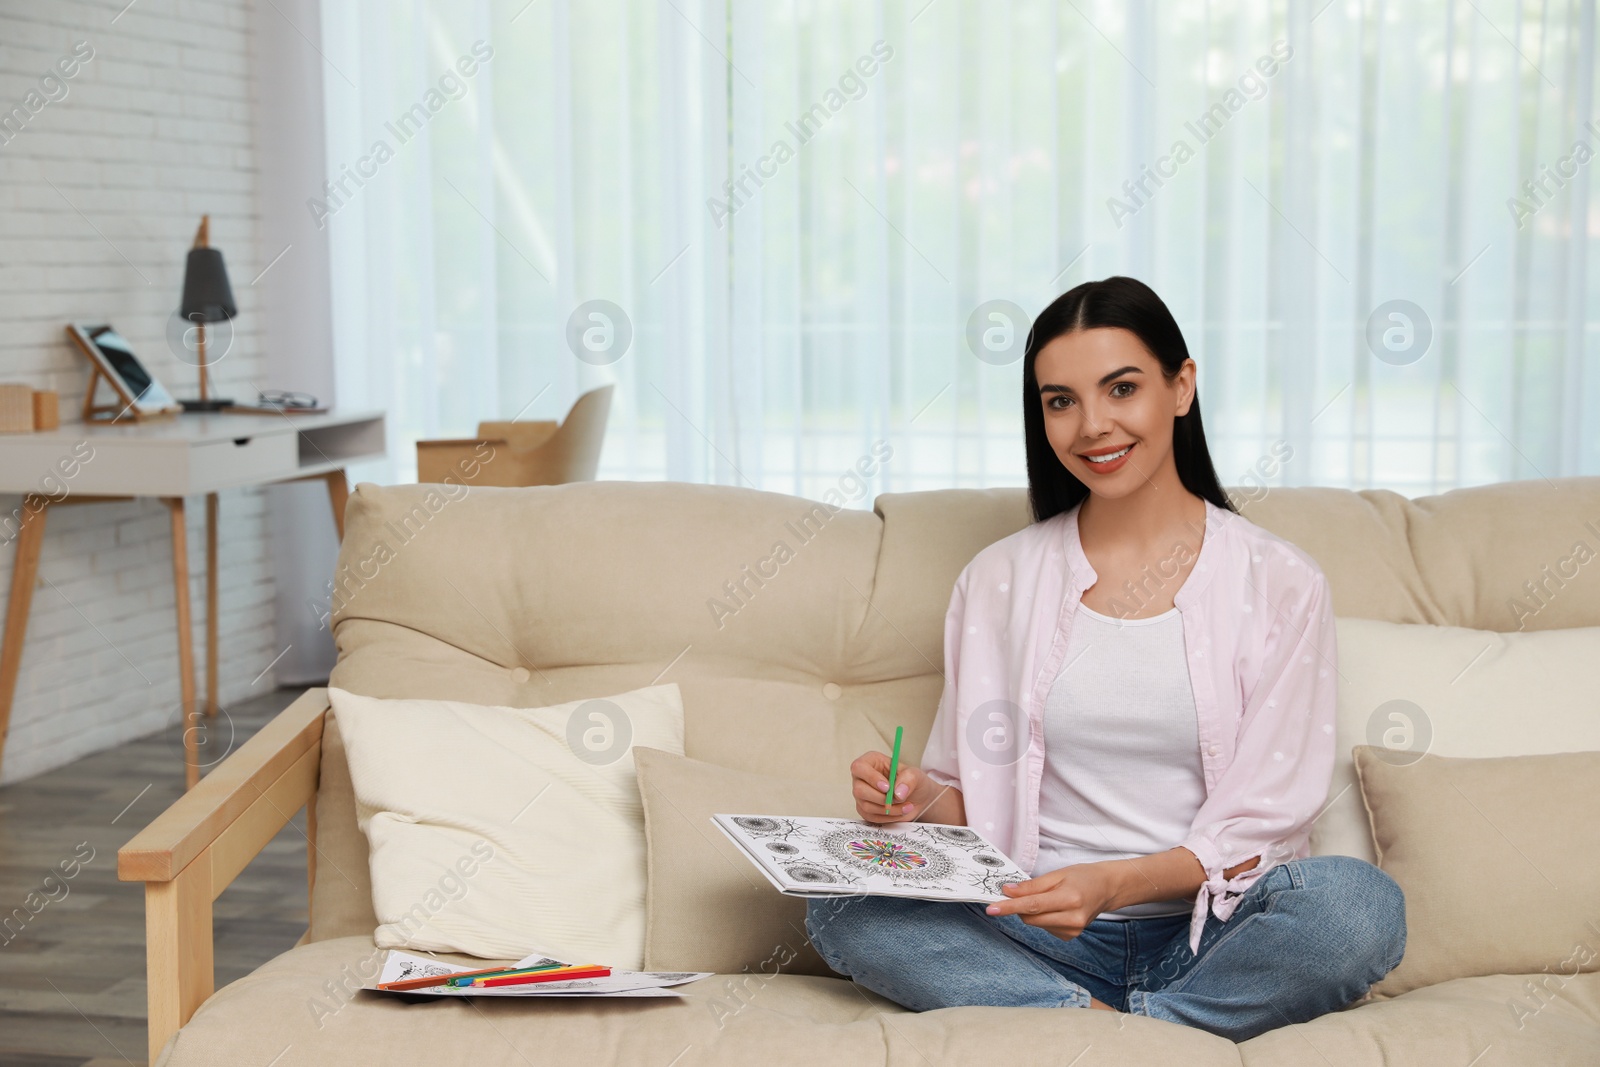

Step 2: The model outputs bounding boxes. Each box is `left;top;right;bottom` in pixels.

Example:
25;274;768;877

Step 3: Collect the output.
804;854;1406;1044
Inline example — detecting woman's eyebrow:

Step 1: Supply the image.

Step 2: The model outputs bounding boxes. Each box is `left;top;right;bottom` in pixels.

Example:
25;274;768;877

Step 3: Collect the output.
1038;366;1144;395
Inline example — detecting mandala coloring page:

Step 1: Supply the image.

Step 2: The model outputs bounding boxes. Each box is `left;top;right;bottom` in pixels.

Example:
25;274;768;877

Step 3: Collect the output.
715;815;1030;901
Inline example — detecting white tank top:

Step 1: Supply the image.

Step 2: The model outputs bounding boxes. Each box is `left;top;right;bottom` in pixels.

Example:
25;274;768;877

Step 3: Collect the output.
1034;601;1207;919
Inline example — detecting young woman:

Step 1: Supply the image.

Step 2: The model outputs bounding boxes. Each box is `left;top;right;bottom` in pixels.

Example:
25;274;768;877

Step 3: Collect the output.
805;277;1406;1043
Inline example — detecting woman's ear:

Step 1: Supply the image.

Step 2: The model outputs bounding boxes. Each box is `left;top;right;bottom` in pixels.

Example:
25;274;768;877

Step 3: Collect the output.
1174;359;1197;417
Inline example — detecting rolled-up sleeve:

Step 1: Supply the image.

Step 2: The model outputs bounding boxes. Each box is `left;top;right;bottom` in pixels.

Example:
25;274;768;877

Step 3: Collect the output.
1177;564;1338;956
920;568;969;793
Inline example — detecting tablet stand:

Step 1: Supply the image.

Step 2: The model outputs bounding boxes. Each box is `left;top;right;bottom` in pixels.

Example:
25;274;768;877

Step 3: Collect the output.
79;358;172;423
67;324;179;424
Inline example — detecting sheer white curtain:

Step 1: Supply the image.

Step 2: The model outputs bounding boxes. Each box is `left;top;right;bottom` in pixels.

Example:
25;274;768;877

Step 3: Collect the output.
318;0;1599;501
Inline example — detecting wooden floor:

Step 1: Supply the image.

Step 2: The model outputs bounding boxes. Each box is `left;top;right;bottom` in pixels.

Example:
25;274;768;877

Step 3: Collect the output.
0;687;310;1067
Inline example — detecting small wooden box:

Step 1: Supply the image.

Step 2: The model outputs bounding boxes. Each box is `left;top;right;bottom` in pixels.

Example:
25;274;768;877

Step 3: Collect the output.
32;389;59;431
0;384;33;433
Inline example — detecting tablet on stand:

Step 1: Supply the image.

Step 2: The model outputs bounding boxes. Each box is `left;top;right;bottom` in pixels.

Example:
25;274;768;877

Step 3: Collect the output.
66;323;184;423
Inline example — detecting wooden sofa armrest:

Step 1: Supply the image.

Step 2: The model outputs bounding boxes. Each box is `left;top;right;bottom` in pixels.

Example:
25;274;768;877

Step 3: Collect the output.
118;688;329;1063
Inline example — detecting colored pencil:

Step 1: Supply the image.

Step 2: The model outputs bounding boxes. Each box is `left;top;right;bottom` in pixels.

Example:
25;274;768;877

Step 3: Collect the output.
884;725;904;814
475;965;611;988
463;963;601;987
445;962;569;987
380;962;543;991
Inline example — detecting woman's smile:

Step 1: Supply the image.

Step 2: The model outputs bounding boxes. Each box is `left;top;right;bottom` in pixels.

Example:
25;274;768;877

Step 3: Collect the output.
1077;442;1137;474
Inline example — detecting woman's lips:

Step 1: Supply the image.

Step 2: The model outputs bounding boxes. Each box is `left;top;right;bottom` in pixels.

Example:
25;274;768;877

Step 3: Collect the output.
1078;442;1135;475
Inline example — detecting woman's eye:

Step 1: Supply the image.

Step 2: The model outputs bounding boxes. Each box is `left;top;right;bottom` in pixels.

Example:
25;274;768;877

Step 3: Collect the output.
1048;386;1132;408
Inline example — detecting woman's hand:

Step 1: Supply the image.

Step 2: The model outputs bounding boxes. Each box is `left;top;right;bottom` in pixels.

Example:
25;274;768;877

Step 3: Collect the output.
982;863;1122;942
849;751;933;824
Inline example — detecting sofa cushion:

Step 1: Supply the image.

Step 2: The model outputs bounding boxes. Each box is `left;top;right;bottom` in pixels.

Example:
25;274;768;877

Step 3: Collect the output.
328;683;684;967
1237;477;1600;631
635;747;857;977
157;936;1247;1067
1314;620;1600;864
157;935;1600;1066
1354;746;1600;999
1235;967;1600;1065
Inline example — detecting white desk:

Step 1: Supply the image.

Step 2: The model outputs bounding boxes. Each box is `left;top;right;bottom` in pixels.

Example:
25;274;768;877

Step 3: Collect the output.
0;408;385;787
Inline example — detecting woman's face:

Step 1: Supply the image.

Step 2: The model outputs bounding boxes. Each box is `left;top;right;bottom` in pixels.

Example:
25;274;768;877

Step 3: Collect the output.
1034;326;1195;500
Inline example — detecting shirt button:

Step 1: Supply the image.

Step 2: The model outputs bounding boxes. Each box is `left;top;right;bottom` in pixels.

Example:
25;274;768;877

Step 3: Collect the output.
511;667;531;683
1207;743;1220;756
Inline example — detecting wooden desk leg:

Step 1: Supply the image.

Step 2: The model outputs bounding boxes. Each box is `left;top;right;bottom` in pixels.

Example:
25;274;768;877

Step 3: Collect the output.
325;469;349;541
205;493;218;718
163;498;200;791
0;495;49;770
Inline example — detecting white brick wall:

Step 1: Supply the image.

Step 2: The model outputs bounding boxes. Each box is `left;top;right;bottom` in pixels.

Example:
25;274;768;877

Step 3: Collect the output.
0;0;281;784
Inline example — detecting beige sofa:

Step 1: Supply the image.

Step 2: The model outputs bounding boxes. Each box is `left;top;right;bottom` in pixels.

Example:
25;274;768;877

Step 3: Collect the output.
118;477;1600;1065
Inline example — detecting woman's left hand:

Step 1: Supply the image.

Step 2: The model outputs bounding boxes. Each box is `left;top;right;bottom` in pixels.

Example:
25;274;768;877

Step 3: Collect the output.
983;863;1122;942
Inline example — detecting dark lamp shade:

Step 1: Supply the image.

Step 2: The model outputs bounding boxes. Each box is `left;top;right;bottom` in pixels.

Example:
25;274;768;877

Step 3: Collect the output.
180;247;237;322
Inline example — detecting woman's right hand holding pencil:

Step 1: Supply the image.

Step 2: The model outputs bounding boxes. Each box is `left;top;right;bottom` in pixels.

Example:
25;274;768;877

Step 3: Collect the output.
849;751;964;825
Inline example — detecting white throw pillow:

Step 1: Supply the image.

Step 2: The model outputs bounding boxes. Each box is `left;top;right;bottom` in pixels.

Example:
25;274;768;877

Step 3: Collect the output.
1313;619;1600;863
327;683;685;967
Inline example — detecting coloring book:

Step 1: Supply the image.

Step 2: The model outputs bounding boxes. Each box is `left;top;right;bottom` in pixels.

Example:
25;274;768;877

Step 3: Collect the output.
711;814;1031;902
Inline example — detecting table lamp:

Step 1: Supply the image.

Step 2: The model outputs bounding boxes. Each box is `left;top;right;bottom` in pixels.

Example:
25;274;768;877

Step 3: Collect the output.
178;215;236;412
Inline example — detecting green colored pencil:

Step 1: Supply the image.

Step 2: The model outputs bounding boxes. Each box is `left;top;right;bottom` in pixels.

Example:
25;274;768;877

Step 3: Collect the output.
445;962;568;987
884;725;904;815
